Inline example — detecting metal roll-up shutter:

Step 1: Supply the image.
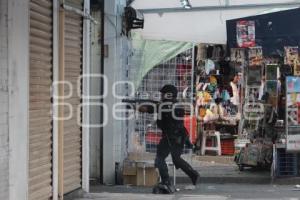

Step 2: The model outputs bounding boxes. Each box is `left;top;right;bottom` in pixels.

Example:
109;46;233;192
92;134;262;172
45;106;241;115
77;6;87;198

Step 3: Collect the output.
29;0;53;200
63;0;83;194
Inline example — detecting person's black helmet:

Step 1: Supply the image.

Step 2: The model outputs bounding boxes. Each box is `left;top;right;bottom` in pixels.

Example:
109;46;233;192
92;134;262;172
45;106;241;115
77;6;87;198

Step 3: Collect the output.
160;84;178;98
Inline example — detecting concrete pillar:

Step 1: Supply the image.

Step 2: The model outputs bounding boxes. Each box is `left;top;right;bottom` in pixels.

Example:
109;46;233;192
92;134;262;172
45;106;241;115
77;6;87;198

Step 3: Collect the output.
8;0;30;199
0;0;9;199
102;0;128;184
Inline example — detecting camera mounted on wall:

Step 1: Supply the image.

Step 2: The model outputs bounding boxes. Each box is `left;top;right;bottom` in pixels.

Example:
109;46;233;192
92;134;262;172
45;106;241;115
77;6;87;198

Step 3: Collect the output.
122;6;144;36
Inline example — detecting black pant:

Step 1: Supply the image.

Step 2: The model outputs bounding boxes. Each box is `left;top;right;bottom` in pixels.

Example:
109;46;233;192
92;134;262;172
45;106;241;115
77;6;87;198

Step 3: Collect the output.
155;136;197;184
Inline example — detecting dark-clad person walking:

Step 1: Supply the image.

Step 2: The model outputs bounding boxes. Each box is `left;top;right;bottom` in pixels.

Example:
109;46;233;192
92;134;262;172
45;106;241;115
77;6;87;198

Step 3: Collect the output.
139;84;200;194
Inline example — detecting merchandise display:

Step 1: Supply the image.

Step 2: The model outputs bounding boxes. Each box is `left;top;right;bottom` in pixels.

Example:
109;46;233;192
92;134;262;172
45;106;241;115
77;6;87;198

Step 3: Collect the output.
195;43;240;157
248;47;263;66
284;46;298;66
266;64;278;81
286;76;300;152
294;59;300;76
236;20;256;48
228;44;292;173
230;48;245;64
247;65;262;86
235;139;273;170
266;81;278;97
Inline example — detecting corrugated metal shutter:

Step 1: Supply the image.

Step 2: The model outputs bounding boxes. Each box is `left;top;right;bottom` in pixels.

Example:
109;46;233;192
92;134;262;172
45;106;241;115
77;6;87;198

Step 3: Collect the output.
63;0;83;194
29;0;53;199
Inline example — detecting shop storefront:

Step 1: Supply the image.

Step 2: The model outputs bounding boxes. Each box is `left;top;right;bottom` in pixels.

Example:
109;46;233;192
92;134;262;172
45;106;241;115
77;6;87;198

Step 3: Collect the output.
121;8;300;186
227;7;300;178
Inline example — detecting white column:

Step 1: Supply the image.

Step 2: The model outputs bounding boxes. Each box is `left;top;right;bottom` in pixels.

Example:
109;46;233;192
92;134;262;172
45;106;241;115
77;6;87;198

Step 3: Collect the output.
82;0;91;192
8;0;30;199
89;9;102;180
103;0;117;184
0;0;9;199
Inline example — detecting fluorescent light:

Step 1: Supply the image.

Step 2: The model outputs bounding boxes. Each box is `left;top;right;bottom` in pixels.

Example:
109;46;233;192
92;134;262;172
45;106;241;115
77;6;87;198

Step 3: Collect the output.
180;0;192;9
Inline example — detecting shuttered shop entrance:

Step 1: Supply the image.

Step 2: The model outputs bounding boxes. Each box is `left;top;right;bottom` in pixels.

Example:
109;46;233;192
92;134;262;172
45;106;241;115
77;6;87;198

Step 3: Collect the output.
63;0;83;194
29;0;53;200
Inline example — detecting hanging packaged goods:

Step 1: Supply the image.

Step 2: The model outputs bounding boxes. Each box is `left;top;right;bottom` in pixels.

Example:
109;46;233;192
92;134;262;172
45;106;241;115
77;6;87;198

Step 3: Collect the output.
230;48;246;64
286;77;300;152
248;47;263;66
284;46;298;66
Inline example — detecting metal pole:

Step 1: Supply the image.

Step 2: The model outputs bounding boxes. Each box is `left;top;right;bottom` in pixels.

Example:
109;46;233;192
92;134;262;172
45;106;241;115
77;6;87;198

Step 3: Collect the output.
173;165;176;186
100;0;105;184
52;0;60;199
58;3;65;199
190;45;195;150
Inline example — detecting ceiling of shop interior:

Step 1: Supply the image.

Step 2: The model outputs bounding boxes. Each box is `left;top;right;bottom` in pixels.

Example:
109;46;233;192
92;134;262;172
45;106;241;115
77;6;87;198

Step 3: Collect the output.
131;0;300;44
132;0;300;10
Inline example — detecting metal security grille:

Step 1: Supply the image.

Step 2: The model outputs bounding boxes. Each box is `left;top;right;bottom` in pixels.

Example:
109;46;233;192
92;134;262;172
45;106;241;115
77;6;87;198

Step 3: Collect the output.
63;0;83;194
29;0;53;199
128;48;195;155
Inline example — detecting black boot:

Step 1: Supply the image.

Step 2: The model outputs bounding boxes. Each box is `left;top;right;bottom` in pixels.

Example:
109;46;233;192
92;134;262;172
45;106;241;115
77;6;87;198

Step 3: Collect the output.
174;157;200;185
153;180;175;194
191;171;200;185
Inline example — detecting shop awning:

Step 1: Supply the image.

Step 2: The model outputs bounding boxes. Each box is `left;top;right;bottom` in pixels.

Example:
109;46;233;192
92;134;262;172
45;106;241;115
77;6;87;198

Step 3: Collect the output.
131;33;193;88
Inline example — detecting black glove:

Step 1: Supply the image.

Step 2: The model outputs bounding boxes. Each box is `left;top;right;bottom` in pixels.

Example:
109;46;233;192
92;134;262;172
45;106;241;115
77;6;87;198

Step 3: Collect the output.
184;136;193;149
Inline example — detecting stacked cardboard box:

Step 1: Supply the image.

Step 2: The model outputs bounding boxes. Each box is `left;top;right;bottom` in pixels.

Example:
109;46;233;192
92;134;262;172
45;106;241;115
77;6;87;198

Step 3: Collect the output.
123;159;158;186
